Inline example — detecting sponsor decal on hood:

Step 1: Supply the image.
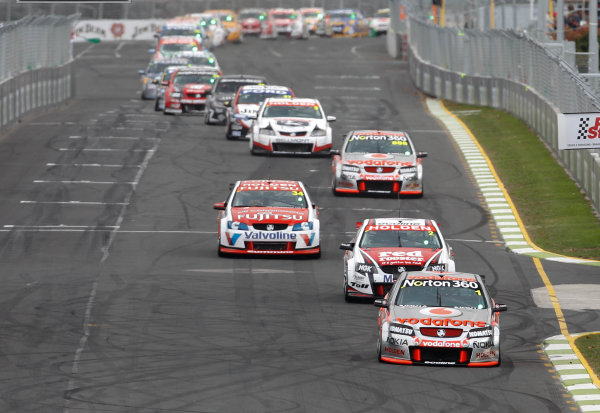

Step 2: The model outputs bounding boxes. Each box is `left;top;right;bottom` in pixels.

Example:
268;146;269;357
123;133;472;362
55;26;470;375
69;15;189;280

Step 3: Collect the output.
232;207;308;224
361;248;440;266
184;84;212;90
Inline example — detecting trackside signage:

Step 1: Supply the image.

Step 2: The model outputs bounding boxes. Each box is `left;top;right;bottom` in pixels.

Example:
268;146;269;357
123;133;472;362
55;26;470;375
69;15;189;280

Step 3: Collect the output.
72;20;166;42
557;112;600;150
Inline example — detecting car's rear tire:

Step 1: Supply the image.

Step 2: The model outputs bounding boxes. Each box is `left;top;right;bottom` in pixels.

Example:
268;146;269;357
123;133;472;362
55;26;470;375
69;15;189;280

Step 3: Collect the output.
154;99;160;111
377;332;384;362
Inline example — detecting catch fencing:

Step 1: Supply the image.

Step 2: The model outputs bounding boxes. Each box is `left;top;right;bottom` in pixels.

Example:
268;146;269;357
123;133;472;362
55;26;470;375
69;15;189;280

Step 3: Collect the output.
400;14;600;214
0;15;76;133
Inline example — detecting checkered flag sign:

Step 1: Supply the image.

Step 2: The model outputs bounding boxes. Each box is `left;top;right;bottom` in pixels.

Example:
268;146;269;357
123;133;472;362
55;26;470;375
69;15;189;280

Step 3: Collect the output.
578;117;589;140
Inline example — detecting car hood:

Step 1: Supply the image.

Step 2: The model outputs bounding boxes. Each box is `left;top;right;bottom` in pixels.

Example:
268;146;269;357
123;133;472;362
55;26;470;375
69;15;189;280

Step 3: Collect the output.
231;207;308;224
341;152;416;167
359;247;441;267
182;83;212;92
389;306;490;328
274;18;293;25
259;117;324;131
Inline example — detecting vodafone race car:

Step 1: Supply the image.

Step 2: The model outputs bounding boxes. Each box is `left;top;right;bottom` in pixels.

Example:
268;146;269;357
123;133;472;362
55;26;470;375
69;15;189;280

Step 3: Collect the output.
213;180;320;257
249;98;335;155
163;67;221;114
340;218;455;302
331;130;427;196
226;85;294;139
375;271;507;366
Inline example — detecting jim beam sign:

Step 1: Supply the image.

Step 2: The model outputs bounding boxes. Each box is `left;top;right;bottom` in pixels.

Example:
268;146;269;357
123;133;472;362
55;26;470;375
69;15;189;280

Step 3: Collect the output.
557;112;600;150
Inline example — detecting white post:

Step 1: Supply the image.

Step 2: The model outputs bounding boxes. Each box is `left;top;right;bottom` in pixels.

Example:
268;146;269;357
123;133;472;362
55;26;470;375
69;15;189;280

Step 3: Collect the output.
557;0;564;42
590;0;598;73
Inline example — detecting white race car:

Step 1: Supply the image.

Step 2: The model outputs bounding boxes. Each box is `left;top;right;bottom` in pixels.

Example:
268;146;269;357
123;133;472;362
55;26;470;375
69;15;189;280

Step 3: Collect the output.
248;98;335;155
213;180;320;257
340;217;455;302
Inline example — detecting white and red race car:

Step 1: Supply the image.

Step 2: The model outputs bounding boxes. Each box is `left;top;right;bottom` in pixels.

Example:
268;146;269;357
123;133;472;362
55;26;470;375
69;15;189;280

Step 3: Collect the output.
340;217;455;302
248;98;335;155
331;130;427;197
213;180;320;257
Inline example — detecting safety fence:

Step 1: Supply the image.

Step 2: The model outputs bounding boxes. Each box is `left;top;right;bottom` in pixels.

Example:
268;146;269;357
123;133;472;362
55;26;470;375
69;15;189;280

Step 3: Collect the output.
404;16;600;214
0;15;75;134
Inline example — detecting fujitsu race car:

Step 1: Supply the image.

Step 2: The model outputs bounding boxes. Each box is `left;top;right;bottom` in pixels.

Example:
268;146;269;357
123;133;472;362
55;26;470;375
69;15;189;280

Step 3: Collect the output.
331;130;427;197
225;85;294;139
248;98;335;155
375;271;507;366
213;180;320;257
340;218;455;302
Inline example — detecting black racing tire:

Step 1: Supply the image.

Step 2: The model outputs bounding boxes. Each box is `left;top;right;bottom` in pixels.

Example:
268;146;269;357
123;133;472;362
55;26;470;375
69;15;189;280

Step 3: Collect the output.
217;244;226;257
204;109;213;125
331;174;339;196
225;125;234;140
377;332;384;362
344;275;356;303
312;248;321;259
154;99;160;111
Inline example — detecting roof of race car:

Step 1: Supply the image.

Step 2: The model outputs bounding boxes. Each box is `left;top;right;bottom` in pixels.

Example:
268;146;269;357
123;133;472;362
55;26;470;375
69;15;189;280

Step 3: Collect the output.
349;130;409;138
236;180;303;192
362;218;436;230
174;66;220;74
158;36;201;44
217;74;266;82
264;98;319;106
240;85;291;93
175;50;214;57
162;23;200;29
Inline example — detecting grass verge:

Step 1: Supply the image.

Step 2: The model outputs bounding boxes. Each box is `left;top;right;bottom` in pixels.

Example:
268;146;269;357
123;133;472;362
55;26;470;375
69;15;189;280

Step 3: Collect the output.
575;333;600;379
442;101;600;260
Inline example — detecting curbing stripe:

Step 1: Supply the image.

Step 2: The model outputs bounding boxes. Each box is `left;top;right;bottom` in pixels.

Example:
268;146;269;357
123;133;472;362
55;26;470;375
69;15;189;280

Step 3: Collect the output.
426;99;600;413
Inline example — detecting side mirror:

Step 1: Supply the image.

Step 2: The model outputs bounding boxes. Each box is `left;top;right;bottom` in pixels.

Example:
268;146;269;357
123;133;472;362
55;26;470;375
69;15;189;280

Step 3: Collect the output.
374;298;388;308
493;304;507;313
339;242;355;251
138;69;146;75
148;48;156;54
417;152;428;158
152;79;160;84
153;33;160;38
234;113;248;120
246;113;257;120
355;221;363;229
213;202;226;210
160;80;168;86
326;115;336;122
330;149;340;156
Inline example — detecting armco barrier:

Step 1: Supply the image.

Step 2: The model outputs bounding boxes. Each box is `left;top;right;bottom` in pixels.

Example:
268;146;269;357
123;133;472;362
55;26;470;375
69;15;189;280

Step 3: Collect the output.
407;20;600;215
0;63;74;134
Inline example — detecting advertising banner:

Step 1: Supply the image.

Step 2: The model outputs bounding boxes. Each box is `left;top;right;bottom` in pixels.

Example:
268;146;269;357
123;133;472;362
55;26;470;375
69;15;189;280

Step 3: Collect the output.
73;20;166;42
557;112;600;150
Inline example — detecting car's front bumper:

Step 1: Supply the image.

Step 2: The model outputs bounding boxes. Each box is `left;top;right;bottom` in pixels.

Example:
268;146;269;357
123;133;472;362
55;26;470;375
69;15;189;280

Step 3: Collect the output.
252;133;331;154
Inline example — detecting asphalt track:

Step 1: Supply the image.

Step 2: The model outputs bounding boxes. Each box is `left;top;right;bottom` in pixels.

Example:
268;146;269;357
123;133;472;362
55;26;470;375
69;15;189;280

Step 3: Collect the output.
0;35;598;412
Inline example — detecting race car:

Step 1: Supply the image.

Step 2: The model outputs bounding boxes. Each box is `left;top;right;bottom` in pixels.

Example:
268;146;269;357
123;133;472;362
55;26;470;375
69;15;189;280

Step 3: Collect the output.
153;64;188;111
154;21;204;44
239;8;267;35
225;85;294;139
328;9;369;37
163;67;221;114
340;217;455;302
369;8;391;36
205;9;244;43
262;8;309;39
150;36;202;60
300;7;325;34
248;98;335;155
139;58;187;100
204;74;267;125
173;50;221;74
375;271;507;366
185;13;227;49
213;180;320;257
331;130;427;197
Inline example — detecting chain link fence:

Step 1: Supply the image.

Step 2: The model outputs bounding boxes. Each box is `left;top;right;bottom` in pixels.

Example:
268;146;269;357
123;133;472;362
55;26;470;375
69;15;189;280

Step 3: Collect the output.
0;0;389;21
0;14;75;82
403;9;600;213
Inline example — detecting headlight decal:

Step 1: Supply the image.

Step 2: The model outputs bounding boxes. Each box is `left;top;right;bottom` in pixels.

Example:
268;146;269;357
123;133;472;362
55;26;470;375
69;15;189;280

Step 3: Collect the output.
341;164;360;174
292;222;313;231
227;221;249;230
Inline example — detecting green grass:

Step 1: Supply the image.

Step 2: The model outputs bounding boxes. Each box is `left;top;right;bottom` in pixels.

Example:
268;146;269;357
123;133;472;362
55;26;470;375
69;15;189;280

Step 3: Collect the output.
575;333;600;378
443;101;600;260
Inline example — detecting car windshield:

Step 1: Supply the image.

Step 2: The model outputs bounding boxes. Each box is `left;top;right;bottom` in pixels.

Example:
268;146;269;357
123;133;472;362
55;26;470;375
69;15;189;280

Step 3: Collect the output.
359;229;441;249
345;136;413;155
216;81;261;94
232;190;307;208
238;91;290;104
262;104;322;119
395;281;487;309
303;11;320;18
162;28;198;36
219;15;235;22
329;11;355;19
148;62;184;74
240;11;264;19
160;43;197;53
173;74;217;86
273;12;296;19
375;10;390;17
185;56;215;66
